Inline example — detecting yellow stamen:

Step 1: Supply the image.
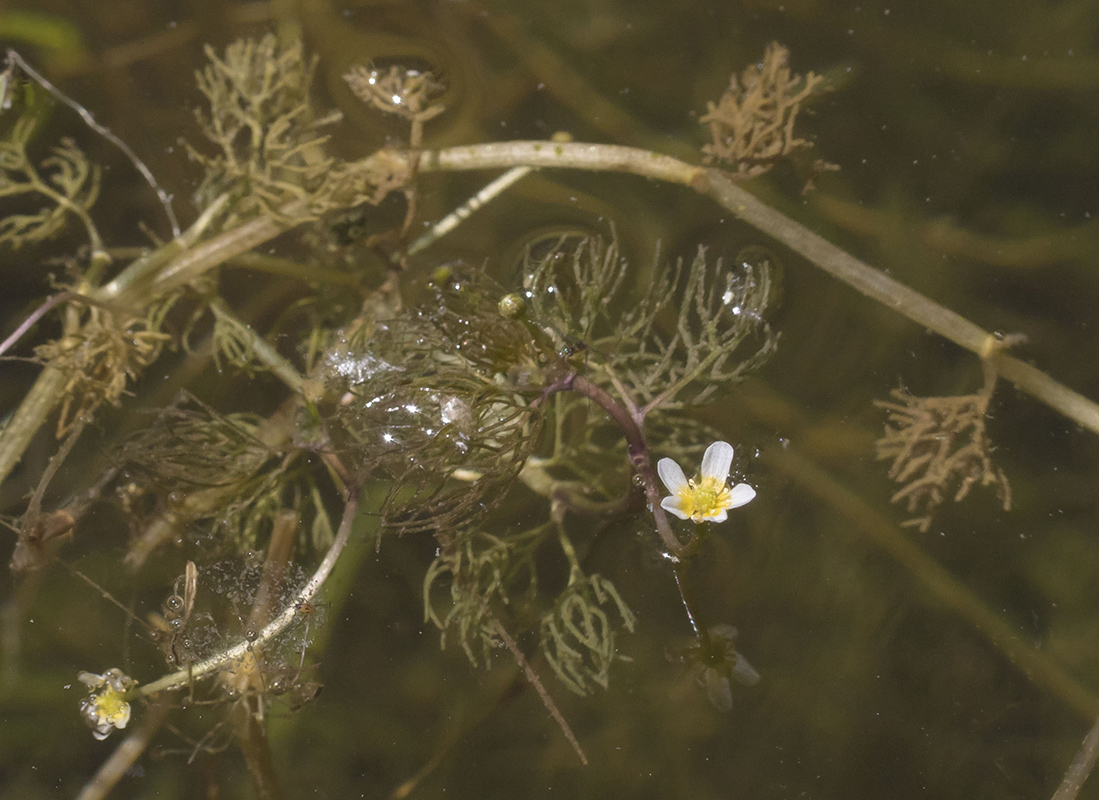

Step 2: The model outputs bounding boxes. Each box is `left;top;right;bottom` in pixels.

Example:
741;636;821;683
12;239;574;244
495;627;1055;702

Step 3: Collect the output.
678;476;733;521
94;687;129;723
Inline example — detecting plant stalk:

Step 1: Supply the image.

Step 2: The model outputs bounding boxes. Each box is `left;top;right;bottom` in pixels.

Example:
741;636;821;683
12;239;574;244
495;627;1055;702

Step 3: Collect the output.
135;487;359;698
417;141;1099;436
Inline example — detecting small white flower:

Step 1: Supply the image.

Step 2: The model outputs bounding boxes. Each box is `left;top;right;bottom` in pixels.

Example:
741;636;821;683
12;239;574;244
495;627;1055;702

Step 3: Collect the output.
78;668;136;740
657;441;756;523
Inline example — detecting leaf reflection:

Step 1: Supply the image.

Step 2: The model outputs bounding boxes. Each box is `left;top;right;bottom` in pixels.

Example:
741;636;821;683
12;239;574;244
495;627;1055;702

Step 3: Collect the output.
667;623;759;712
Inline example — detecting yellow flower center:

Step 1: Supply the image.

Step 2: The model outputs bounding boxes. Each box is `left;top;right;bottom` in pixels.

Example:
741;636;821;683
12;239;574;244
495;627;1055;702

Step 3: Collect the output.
678;476;732;521
94;688;129;724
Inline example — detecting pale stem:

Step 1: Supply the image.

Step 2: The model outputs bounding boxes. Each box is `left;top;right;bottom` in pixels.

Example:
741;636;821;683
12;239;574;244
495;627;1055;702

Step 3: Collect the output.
1051;711;1099;800
416;141;1099;437
135;489;359;698
5;137;1099;503
702;169;1099;435
404;166;533;258
419;140;708;188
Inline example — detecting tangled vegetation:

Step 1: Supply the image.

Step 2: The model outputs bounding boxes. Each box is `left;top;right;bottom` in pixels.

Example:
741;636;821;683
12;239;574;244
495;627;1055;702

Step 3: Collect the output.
2;13;1098;800
0;33;783;791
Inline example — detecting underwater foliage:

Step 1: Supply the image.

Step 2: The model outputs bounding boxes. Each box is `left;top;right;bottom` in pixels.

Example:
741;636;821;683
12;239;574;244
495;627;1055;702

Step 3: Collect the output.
5;16;1089;799
0;30;778;757
875;373;1011;533
0;114;100;251
699;41;824;179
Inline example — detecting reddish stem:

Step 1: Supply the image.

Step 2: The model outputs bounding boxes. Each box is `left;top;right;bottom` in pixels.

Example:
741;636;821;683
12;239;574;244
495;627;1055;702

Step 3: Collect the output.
542;372;694;558
0;291;121;358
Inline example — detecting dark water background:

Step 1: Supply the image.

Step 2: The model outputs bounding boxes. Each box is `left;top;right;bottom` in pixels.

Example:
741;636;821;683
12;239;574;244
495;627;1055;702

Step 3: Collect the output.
2;1;1099;798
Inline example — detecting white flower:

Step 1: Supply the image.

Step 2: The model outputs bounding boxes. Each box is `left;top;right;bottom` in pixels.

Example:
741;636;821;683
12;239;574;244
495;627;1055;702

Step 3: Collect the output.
657;441;756;523
78;668;136;740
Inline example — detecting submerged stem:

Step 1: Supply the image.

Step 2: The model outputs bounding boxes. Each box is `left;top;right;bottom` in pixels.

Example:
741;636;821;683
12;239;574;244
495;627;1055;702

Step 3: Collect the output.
545;372;691;558
135;488;359;698
5;136;1096;505
417;141;1099;437
0;364;68;491
6;48;181;239
485;607;588;766
766;444;1099;720
702;169;1099;434
1052;711;1099;800
208;297;306;393
419;140;708;189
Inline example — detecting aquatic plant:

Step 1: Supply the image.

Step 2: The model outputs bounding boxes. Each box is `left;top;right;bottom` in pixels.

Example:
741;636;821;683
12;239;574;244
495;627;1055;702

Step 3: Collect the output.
874;357;1012;532
1;22;1098;800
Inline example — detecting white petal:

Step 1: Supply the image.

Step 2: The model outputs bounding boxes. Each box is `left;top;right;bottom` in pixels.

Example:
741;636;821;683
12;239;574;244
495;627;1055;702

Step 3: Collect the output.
660;495;691;520
709;624;739;642
732;655;761;686
705;672;733;712
727;483;756;509
657;457;688;493
701;441;734;482
708;508;729;523
77;671;104;688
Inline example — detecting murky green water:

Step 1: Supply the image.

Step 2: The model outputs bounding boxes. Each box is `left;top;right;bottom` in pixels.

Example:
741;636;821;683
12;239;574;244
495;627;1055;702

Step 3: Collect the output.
2;1;1099;798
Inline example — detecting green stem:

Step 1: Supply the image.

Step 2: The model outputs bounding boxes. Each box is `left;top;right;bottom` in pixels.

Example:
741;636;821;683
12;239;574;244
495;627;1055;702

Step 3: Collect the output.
33;179;106;263
6;136;1097;514
227;252;361;288
555;521;583;582
0;364;68;490
95;193;227;302
766;444;1099;720
0;197;263;492
208;297;306;394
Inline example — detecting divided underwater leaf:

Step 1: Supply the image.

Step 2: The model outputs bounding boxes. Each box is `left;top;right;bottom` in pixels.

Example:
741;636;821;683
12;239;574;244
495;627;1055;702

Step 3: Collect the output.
344;62;445;124
399;241;772;698
34;299;175;436
189;35;409;224
0;25;1086;791
189;34;332;220
524;235;778;412
424;528;541;667
700;41;825;179
540;572;636;696
325;269;546;537
117;397;331;557
875;382;1011;533
0;114;101;251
